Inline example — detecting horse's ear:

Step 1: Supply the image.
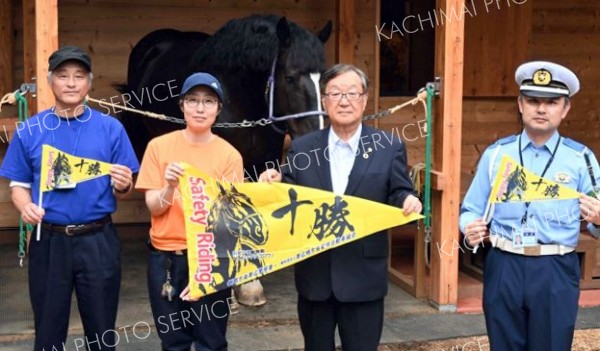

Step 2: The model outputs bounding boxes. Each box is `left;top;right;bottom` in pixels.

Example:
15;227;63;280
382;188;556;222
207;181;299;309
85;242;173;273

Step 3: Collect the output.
318;20;333;43
276;16;291;49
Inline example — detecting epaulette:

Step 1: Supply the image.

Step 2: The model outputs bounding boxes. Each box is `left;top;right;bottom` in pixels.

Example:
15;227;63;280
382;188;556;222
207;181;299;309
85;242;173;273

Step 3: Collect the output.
562;137;586;153
495;134;518;146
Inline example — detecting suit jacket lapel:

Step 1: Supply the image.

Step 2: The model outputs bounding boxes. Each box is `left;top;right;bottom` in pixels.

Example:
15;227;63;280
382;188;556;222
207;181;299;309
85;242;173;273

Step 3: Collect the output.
345;126;374;195
315;128;333;191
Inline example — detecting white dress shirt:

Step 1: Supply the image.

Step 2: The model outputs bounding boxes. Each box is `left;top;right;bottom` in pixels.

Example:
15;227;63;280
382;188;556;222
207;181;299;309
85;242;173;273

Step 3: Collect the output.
328;125;362;195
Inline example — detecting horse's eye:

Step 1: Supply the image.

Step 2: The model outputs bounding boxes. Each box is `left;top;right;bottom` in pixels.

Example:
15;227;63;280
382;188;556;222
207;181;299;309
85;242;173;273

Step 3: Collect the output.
284;76;294;84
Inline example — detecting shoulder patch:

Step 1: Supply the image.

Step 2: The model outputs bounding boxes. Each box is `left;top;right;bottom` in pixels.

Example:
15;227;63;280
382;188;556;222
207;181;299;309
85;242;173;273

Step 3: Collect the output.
495;134;518;146
562;137;586;152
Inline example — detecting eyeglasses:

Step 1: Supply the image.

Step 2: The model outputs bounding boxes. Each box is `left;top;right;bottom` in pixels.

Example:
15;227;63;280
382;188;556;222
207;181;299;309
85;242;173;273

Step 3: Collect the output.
323;91;365;101
183;97;219;109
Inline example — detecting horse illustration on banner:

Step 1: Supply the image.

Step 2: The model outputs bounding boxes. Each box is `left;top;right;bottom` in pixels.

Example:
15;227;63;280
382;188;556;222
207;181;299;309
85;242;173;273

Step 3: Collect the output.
199;182;269;295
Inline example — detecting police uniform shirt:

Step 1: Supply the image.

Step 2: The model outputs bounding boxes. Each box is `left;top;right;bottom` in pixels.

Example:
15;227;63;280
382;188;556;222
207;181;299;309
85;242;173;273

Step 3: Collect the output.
460;130;600;247
0;107;140;224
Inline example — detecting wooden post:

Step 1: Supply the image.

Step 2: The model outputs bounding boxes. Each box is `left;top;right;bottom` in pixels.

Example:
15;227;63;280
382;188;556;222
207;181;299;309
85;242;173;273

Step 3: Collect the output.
22;0;58;115
429;0;465;311
22;0;36;115
374;0;381;129
336;0;354;63
0;0;13;97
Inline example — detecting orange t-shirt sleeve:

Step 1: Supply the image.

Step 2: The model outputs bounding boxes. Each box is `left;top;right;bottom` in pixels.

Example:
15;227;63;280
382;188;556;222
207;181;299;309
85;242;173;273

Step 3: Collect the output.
132;134;243;251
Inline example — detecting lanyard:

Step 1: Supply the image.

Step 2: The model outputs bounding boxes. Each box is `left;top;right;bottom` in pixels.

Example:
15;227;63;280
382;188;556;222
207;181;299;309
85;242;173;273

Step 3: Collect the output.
584;153;597;189
518;134;561;224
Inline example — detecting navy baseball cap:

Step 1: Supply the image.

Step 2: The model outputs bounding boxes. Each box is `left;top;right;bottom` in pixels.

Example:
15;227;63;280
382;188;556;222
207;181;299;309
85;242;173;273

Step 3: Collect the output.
180;72;224;102
48;46;92;72
515;61;580;98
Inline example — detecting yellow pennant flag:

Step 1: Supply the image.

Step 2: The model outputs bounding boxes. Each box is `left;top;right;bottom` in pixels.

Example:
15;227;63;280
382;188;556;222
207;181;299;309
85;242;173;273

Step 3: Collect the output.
489;154;580;203
40;144;113;192
180;163;423;299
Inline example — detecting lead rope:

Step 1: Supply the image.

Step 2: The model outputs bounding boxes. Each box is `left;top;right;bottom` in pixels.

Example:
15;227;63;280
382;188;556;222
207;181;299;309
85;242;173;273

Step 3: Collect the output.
1;89;34;267
84;90;428;127
13;91;34;267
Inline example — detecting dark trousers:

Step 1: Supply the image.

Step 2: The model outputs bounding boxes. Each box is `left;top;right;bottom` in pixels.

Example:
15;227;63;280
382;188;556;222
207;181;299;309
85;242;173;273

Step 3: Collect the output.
29;223;121;351
297;294;384;351
148;250;230;351
483;248;580;351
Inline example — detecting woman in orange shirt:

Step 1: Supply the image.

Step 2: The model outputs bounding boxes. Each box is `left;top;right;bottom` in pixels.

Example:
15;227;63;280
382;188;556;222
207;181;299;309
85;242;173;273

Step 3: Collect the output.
136;73;243;350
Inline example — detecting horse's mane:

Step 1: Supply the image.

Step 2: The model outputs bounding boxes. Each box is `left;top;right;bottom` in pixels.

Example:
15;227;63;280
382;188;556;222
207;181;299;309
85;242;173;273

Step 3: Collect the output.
192;15;326;74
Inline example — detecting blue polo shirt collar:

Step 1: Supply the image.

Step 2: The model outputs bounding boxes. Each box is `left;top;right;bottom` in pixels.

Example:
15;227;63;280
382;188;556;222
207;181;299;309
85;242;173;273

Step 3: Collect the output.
520;130;561;152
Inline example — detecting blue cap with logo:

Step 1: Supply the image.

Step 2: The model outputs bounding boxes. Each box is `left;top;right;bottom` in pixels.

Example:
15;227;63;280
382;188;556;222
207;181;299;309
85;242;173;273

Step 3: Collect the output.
515;61;580;98
180;72;224;102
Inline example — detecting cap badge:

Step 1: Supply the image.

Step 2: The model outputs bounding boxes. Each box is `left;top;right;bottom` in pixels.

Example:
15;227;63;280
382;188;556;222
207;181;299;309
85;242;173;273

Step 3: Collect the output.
533;69;552;86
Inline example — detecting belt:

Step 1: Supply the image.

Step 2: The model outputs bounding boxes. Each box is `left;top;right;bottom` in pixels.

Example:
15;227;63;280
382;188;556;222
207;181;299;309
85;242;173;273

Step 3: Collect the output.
41;216;112;236
147;241;187;256
490;234;575;256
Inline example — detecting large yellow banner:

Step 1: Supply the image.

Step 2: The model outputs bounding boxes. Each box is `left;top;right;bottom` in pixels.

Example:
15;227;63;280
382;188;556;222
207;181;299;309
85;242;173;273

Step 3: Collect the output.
180;163;423;299
489;154;580;203
40;144;112;192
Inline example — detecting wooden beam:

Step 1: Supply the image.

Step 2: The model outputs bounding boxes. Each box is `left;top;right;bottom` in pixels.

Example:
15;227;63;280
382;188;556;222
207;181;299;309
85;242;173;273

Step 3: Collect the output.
35;0;58;111
413;225;428;298
429;0;465;311
336;0;354;63
373;0;381;129
22;0;36;115
22;0;58;115
0;0;13;97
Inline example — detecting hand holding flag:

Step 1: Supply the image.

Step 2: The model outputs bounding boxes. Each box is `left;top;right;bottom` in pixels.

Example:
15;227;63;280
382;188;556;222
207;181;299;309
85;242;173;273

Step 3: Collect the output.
36;144;113;240
471;154;582;253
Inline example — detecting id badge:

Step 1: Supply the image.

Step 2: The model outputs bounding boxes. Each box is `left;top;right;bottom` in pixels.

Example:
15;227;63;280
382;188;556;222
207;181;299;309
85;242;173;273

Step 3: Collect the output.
512;228;524;248
512;227;537;248
522;227;537;247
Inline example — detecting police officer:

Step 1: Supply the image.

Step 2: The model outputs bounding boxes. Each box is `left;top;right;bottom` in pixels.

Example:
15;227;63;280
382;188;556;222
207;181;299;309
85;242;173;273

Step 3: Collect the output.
0;46;139;351
460;61;600;351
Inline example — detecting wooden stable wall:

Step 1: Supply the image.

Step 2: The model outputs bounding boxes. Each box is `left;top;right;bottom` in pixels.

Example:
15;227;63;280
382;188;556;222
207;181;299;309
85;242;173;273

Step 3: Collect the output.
530;0;600;151
0;0;377;228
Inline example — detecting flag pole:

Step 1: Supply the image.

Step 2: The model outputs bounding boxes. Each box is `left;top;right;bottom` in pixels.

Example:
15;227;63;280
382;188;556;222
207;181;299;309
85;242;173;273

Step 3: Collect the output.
36;192;43;241
472;199;494;254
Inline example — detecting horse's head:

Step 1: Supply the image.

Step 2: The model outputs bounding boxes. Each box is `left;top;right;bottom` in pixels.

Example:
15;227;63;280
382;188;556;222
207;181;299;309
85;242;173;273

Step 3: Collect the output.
124;16;334;178
273;17;332;138
208;182;269;246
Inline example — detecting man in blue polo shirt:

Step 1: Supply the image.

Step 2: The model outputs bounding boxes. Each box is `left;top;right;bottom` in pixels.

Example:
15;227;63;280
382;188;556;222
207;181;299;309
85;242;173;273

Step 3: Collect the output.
460;61;600;351
0;46;139;351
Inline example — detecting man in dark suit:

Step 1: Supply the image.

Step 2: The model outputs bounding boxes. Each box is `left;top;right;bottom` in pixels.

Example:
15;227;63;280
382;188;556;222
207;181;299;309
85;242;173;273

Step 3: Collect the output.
260;63;422;351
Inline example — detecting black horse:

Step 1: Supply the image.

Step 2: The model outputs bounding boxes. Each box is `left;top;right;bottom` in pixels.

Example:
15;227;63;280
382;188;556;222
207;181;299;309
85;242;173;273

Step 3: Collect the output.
122;15;332;178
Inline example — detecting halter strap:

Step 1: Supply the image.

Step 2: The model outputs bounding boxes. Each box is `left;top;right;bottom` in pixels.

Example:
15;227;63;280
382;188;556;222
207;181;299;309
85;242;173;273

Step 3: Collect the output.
265;57;326;126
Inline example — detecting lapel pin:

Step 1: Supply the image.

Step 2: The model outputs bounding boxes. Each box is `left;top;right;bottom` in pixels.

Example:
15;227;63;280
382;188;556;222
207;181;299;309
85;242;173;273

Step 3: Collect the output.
362;147;373;159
